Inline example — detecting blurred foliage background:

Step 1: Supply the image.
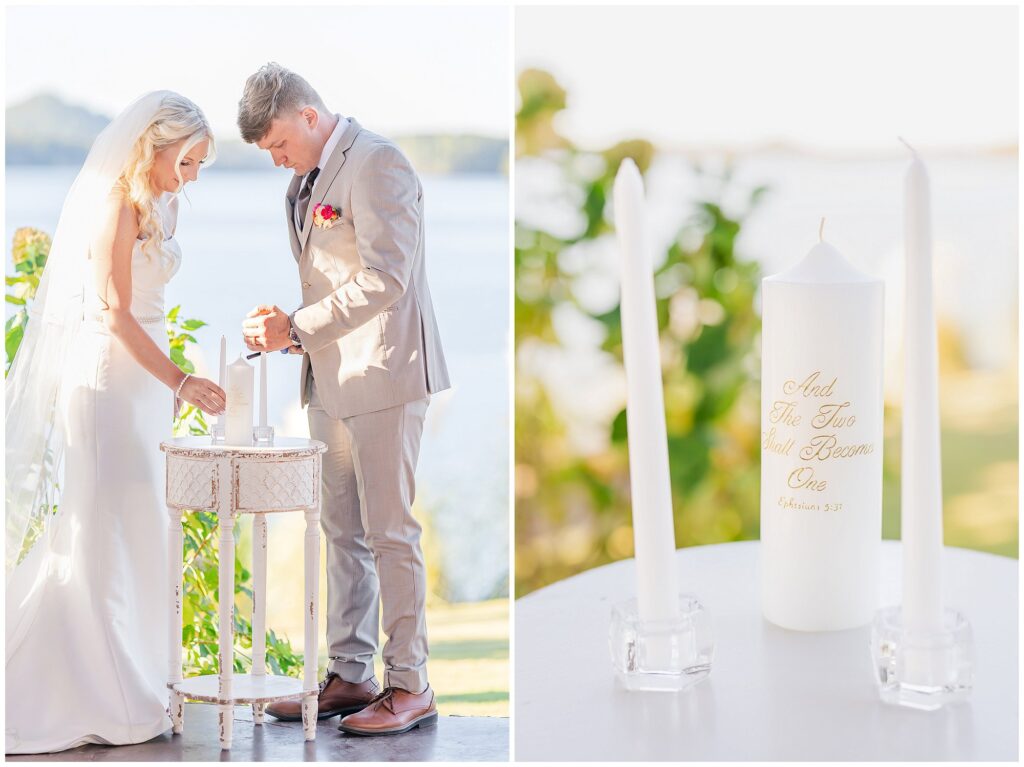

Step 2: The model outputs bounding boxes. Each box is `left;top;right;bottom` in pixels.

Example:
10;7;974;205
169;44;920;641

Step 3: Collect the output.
514;69;1018;597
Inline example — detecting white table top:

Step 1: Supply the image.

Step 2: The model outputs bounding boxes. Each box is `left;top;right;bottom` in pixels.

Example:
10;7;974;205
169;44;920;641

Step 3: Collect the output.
160;436;325;456
515;540;1018;761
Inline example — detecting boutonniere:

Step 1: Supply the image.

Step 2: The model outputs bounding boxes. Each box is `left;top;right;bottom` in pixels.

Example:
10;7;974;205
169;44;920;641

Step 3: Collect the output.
312;203;341;230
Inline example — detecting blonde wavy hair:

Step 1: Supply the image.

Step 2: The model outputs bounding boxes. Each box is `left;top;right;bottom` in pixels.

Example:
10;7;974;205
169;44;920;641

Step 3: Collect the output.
118;93;215;255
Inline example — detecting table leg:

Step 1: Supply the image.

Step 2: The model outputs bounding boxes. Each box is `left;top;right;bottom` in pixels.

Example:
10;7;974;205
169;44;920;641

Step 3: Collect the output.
168;504;185;735
250;514;268;725
302;693;317;740
247;514;264;671
302;502;320;741
217;459;235;750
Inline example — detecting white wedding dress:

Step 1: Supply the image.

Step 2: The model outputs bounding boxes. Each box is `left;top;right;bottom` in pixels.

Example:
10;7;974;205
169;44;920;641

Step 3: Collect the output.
5;198;181;753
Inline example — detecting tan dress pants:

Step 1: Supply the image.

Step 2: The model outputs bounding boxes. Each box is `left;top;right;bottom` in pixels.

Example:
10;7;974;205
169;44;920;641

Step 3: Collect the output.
307;379;430;693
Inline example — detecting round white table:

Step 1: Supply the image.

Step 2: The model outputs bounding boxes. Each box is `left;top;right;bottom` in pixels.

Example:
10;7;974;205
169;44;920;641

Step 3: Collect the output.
515;541;1017;761
162;436;326;750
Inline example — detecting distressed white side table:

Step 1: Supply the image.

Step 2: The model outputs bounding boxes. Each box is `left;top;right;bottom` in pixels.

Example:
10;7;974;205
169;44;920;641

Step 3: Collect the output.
161;437;327;750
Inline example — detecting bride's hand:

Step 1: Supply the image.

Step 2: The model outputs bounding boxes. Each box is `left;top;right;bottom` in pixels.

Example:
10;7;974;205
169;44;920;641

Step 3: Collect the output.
178;376;226;416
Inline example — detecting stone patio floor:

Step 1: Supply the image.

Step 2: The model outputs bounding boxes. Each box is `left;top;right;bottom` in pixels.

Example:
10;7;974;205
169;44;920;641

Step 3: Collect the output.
7;703;509;762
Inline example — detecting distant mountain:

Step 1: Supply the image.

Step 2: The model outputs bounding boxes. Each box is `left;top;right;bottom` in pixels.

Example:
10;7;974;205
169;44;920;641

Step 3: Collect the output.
6;93;109;164
395;134;508;175
5;93;508;175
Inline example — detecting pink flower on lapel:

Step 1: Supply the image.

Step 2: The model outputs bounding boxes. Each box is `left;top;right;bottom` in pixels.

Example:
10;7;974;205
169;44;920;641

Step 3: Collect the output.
312;203;341;230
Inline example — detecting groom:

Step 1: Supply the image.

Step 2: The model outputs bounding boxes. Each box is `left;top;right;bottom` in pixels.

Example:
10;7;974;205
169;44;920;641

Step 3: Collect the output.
237;63;450;736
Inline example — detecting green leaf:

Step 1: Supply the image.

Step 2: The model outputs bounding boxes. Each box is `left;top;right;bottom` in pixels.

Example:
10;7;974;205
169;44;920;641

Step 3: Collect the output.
749;185;770;208
667;431;711;494
170;346;195;374
610;409;628;444
581;180;607;239
6;324;25;367
5;294;26;305
685;322;731;374
181;319;207;331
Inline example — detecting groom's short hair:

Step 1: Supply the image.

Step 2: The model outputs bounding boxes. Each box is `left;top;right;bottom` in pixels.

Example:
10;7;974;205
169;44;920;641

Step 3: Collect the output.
237;62;327;143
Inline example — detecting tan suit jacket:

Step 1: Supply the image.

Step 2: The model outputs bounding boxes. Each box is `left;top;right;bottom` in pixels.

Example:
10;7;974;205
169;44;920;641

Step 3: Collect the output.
286;118;450;420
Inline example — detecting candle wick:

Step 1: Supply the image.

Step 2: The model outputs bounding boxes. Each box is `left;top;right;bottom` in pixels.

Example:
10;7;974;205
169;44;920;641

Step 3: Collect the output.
818;217;826;243
898;136;917;154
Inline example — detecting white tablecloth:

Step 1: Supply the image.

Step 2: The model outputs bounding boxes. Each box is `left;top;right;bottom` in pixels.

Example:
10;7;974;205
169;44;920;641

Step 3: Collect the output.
515;541;1017;761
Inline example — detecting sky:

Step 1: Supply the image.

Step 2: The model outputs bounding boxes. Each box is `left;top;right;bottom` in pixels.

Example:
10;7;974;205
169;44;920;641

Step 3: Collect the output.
6;4;510;139
516;5;1018;152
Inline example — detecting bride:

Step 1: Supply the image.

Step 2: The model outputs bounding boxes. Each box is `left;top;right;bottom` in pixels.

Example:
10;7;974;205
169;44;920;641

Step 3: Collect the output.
5;91;226;753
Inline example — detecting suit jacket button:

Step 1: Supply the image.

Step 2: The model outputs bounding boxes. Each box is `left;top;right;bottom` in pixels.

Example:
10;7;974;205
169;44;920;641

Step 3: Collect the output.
302;282;311;288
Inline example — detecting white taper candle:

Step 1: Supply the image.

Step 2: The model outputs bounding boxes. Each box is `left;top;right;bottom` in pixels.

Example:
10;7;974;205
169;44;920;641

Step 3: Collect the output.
218;335;226;387
612;159;681;626
901;142;944;635
259;352;267;429
215;335;226;430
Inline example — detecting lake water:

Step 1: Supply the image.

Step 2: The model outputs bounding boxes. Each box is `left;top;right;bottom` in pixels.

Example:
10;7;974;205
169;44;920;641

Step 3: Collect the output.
5;166;510;601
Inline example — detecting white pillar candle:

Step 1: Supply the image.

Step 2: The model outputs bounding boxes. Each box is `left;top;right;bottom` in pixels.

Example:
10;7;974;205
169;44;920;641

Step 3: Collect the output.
760;225;884;631
612;159;681;627
224;355;254;446
259;352;268;429
901;144;944;636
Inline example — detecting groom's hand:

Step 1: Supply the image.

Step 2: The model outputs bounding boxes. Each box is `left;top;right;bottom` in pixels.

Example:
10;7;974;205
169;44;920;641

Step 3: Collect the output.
242;305;292;353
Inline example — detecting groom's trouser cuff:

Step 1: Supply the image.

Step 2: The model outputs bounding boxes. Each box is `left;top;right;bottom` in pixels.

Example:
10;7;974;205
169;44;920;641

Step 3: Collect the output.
327;656;377;683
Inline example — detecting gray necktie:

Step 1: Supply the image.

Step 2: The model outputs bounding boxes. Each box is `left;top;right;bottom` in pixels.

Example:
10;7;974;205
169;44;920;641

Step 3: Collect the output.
295;167;320;231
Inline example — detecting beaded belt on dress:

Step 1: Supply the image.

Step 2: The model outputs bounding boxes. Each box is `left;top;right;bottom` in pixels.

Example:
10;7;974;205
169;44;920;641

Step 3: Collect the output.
84;311;165;325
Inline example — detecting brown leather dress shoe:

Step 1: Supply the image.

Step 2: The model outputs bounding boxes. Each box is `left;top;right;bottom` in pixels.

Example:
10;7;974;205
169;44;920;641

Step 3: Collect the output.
337;686;438;736
266;673;380;722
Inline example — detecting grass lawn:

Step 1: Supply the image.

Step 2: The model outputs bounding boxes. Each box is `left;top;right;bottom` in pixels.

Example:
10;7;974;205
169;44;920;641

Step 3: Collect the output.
882;367;1018;558
263;583;509;718
253;515;509;719
327;598;509;718
401;598;509;717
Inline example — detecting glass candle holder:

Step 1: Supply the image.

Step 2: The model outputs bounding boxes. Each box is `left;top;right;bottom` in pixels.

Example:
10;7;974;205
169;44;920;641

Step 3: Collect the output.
210;423;225;445
870;605;973;711
253;425;275;447
609;594;713;692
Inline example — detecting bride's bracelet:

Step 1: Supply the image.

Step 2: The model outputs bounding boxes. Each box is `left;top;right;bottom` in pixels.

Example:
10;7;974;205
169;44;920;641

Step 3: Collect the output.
175;373;192;400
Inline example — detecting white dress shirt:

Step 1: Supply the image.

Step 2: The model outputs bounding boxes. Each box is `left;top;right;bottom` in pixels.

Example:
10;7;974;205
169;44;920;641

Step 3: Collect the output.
289;114;350;348
294;114;349;231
